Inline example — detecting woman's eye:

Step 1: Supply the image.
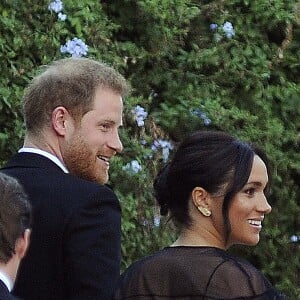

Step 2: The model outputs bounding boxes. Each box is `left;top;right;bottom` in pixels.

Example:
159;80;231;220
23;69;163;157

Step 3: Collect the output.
244;188;256;196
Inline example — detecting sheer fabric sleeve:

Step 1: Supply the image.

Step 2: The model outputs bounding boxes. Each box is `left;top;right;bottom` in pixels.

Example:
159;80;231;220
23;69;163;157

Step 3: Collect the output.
204;255;287;299
114;247;287;300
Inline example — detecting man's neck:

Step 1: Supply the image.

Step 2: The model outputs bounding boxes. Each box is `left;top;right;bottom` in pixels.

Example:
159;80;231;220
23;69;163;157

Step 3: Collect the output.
19;148;69;173
23;133;63;163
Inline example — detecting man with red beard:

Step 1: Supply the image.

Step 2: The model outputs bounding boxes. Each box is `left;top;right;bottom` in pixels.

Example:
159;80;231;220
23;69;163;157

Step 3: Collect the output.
1;58;129;300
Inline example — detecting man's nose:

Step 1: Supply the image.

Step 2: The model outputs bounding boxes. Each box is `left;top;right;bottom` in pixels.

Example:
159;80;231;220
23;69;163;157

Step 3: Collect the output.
109;132;123;153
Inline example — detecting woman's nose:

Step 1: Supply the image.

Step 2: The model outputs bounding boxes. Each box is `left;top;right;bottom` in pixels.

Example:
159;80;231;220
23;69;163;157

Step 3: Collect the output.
258;194;272;215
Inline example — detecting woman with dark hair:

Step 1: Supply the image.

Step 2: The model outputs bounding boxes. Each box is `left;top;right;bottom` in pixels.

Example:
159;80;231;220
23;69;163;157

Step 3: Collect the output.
114;130;286;299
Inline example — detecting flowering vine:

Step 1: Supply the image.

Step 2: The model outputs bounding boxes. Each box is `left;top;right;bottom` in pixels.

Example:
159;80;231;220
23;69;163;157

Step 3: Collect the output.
48;0;88;57
133;105;148;127
190;108;212;126
151;139;173;162
48;0;67;21
60;38;89;58
210;21;235;41
122;160;143;174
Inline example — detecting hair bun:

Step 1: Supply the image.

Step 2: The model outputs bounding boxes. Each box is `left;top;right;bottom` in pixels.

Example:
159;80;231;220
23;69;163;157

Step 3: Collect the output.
153;163;172;216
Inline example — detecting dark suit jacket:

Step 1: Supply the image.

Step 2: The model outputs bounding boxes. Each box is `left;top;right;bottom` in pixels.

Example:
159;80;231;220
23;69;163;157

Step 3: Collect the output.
1;153;122;300
0;280;17;300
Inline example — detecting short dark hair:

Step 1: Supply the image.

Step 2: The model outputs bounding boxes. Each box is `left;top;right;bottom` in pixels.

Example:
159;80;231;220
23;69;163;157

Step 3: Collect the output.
0;173;32;263
154;130;271;239
23;57;130;136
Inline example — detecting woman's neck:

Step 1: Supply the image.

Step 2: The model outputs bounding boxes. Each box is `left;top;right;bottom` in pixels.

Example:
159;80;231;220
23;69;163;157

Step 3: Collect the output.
171;226;227;250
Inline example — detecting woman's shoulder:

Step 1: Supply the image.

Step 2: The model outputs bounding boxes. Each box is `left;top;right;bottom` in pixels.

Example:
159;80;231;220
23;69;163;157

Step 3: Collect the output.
120;247;178;277
205;249;286;298
119;246;264;280
114;248;174;299
115;247;286;299
208;249;266;282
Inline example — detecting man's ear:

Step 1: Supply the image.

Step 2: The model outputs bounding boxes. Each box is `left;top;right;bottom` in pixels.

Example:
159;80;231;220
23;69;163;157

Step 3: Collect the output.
15;229;31;259
51;106;70;136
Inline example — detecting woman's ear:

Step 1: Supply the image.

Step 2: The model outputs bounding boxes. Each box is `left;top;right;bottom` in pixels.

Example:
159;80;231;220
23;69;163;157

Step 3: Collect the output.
192;187;208;207
192;187;212;217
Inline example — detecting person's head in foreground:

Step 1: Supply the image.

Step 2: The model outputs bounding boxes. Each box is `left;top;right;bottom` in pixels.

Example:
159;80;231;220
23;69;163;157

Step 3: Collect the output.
0;172;32;289
154;130;272;249
23;57;129;184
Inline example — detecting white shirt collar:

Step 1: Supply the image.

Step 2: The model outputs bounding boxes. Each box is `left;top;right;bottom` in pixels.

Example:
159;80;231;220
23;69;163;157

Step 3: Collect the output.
18;148;69;173
0;270;13;292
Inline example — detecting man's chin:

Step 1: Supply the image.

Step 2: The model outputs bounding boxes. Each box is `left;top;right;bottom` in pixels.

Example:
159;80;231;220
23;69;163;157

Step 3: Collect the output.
96;173;109;185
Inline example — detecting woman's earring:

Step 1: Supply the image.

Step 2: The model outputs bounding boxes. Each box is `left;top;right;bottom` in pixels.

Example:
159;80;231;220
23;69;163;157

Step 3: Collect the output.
197;206;212;217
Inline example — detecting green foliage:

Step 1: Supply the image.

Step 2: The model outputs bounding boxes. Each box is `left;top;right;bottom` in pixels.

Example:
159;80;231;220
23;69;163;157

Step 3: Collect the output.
0;0;299;297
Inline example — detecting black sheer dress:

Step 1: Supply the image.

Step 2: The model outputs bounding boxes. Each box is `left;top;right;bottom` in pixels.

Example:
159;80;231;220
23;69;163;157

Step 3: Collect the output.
114;246;286;299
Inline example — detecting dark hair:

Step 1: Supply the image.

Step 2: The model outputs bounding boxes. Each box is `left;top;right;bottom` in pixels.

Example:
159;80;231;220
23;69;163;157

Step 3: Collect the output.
0;173;32;263
23;57;130;136
154;130;271;238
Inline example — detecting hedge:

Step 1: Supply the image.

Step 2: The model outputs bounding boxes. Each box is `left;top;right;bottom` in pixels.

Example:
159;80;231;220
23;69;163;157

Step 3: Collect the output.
0;0;299;297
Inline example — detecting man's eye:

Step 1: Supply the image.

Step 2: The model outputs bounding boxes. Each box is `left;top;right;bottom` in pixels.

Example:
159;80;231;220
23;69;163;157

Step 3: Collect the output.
100;124;110;131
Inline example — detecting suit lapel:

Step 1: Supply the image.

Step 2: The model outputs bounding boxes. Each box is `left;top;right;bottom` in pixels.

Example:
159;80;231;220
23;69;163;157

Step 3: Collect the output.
0;279;11;298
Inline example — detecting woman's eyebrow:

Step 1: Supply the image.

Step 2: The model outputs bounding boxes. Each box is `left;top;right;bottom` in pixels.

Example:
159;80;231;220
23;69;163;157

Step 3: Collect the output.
245;181;263;187
246;180;269;189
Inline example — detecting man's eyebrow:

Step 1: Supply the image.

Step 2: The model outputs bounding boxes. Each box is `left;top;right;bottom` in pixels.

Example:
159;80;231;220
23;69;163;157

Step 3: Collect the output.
98;119;123;127
98;119;115;124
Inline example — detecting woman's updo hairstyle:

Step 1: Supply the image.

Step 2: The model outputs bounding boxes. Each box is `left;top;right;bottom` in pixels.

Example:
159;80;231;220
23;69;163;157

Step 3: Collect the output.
153;130;270;230
153;163;172;216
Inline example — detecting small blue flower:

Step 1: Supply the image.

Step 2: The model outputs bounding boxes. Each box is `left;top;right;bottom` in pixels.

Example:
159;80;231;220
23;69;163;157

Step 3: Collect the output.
48;0;63;13
58;12;67;21
133;105;148;127
153;216;160;227
204;118;211;126
122;160;142;174
142;216;161;228
210;23;218;31
151;139;173;162
290;235;300;243
222;21;235;38
60;38;88;57
191;108;212;126
151;140;160;152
